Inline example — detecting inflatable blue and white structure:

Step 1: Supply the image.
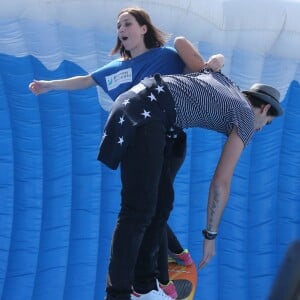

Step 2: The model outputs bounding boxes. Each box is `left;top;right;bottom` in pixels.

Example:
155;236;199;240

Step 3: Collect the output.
1;1;300;299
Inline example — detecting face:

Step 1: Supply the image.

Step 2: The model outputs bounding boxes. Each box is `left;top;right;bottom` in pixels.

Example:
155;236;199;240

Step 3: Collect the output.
117;12;147;57
253;104;274;131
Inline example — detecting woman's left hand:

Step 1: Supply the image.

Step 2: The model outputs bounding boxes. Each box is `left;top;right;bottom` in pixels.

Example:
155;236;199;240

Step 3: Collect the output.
206;54;225;71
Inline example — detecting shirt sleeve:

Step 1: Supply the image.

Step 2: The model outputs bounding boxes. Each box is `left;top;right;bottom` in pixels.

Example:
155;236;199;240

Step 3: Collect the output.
231;106;255;147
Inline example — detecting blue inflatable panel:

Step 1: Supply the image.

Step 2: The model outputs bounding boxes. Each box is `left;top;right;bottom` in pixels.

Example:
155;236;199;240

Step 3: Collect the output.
1;1;300;299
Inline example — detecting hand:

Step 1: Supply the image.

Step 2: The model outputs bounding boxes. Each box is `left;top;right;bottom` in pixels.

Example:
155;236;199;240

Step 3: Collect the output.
198;238;216;270
29;80;52;95
206;54;225;72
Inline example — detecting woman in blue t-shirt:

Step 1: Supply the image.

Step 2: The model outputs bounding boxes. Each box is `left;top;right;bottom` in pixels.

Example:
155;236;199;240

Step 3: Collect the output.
29;7;224;300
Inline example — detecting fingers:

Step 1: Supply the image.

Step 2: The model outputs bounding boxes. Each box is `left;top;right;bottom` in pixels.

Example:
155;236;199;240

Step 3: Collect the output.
216;54;225;66
198;254;212;270
198;259;208;270
206;60;219;72
207;54;225;71
29;81;35;92
198;239;216;270
29;80;40;95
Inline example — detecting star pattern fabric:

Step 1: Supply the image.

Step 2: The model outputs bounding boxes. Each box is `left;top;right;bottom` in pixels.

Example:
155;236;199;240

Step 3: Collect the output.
97;75;176;170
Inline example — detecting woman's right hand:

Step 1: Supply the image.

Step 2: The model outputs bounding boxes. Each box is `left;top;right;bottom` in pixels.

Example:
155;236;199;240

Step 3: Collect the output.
29;80;52;95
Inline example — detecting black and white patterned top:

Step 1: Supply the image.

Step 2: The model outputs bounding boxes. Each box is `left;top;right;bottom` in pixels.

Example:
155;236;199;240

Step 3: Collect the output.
98;72;255;170
163;71;255;146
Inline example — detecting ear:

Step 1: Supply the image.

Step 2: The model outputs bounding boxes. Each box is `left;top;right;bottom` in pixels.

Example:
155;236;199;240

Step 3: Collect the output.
141;25;147;34
263;103;271;114
260;104;271;114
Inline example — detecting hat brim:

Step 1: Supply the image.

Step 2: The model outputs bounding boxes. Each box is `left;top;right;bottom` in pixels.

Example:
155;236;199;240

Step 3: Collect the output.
243;90;284;116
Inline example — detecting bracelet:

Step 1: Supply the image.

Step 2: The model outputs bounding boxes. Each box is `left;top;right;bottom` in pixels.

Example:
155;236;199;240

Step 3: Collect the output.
202;229;218;240
206;229;217;235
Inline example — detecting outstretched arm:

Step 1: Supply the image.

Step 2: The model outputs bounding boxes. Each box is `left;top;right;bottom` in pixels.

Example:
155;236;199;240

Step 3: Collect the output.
29;74;96;96
198;126;244;270
174;36;224;73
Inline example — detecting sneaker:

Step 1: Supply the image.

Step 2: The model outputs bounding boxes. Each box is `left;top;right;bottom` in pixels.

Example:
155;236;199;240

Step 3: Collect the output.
131;285;173;300
170;249;193;266
159;281;177;299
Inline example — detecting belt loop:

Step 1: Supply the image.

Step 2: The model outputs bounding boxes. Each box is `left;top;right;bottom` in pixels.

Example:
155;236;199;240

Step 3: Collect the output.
154;73;162;83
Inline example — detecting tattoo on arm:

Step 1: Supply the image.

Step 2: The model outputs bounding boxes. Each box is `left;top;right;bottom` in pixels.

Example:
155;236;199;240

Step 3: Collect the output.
207;190;221;231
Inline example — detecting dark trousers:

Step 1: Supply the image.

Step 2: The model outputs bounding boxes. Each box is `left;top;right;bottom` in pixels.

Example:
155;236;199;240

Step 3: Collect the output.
106;121;175;300
157;131;187;284
157;224;186;284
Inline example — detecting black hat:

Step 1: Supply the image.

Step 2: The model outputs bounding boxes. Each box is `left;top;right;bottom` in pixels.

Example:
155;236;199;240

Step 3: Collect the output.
243;83;284;116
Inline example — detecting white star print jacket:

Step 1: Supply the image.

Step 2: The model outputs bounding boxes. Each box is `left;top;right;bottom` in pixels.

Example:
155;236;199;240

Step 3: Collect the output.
98;74;176;169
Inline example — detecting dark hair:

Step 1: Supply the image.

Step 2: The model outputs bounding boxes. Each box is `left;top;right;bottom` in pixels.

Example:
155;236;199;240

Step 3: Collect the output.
246;94;278;116
111;7;170;59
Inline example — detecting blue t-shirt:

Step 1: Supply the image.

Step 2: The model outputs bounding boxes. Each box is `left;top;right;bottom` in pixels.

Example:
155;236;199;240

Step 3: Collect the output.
91;46;184;101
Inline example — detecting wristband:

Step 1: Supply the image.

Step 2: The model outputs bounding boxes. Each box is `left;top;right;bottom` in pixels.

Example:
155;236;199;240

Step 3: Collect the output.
202;229;218;240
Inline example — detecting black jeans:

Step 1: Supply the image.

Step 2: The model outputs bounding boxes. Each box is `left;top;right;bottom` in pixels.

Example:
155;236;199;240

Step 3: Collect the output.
157;130;187;284
106;121;175;300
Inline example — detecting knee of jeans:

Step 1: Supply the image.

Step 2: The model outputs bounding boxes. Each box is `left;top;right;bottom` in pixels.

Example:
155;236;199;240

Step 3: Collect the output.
119;205;156;227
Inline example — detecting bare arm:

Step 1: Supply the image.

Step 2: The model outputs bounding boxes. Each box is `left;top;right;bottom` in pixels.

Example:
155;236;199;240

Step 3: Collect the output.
174;36;206;73
29;74;97;96
174;36;225;73
198;126;244;269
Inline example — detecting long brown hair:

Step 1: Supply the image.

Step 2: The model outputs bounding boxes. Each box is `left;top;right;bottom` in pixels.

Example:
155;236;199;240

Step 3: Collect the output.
111;7;170;59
